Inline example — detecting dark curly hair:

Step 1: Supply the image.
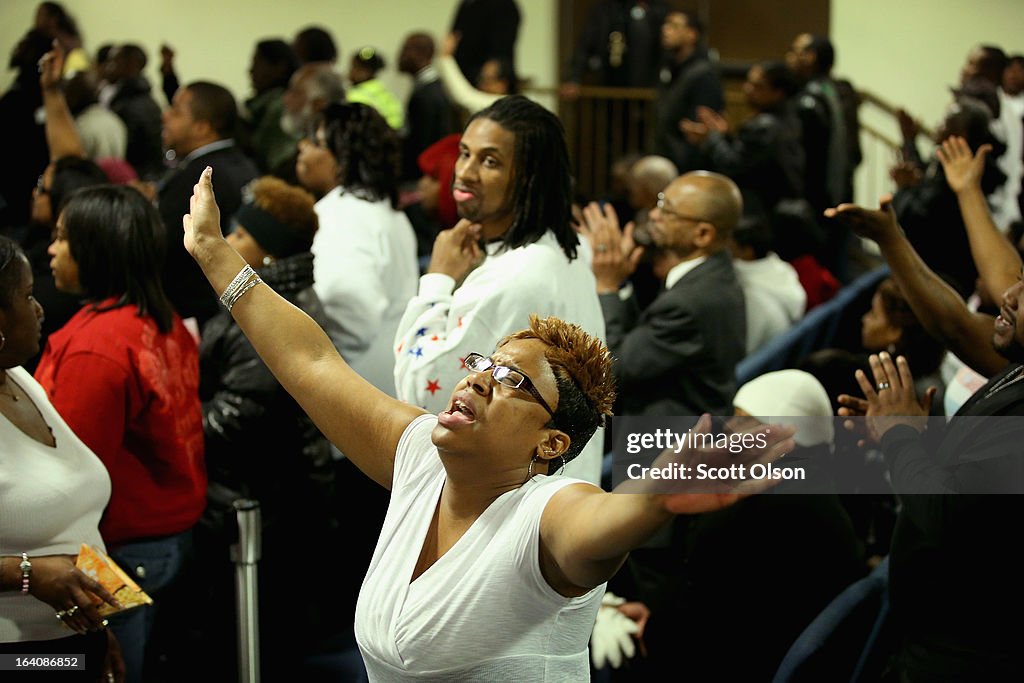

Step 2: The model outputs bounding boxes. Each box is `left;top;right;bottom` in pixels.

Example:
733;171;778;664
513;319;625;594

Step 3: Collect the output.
322;102;400;207
468;96;579;260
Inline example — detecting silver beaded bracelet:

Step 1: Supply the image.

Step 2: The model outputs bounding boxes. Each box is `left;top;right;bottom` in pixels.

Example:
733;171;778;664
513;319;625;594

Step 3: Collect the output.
219;264;263;311
20;553;31;593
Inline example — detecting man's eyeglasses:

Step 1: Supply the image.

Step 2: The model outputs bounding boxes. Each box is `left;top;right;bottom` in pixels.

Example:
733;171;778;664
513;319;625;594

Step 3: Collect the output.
656;192;705;223
463;352;557;419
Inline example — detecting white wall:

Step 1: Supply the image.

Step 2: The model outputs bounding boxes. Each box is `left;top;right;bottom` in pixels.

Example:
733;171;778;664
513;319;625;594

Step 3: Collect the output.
0;0;558;108
831;0;1024;204
832;0;1024;129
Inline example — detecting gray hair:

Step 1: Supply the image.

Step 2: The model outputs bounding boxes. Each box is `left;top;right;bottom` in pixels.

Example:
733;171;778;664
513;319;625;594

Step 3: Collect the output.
631;155;679;196
306;65;345;104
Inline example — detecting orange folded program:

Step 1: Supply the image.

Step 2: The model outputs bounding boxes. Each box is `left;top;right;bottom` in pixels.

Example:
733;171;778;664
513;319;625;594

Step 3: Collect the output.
75;544;154;616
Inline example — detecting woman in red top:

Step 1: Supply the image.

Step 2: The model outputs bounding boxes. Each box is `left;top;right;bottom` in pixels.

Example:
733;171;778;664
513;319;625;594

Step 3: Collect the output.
35;185;205;683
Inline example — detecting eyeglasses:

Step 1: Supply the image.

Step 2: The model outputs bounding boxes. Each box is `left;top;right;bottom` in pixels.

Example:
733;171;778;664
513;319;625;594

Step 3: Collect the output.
463;352;557;419
656;192;705;223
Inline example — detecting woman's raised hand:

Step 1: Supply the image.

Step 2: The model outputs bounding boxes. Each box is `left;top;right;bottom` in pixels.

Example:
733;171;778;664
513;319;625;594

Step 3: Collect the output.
182;166;223;258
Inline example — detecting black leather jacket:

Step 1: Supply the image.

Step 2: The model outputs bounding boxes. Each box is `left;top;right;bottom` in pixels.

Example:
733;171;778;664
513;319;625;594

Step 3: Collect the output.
198;252;337;530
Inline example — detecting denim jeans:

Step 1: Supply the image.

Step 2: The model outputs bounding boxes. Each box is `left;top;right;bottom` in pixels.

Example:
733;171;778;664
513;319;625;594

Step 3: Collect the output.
107;530;192;683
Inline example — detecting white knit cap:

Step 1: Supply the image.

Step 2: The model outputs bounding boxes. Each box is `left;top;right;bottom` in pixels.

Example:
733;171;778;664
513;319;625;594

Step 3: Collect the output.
733;370;835;447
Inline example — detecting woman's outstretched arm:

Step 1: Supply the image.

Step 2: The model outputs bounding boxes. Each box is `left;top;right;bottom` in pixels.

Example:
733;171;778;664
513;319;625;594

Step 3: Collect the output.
183;167;425;488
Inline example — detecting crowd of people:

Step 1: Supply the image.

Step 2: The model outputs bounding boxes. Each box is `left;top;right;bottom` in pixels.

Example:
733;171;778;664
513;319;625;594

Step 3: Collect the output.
1;2;1023;682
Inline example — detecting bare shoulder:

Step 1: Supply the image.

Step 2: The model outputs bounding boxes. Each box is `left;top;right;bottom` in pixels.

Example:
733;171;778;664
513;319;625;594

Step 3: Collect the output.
541;481;606;529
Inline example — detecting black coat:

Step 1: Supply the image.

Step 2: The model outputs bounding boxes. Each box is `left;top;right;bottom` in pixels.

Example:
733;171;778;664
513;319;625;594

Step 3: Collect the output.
601;249;745;417
109;76;164;179
880;363;1024;679
157;143;258;323
699;103;805;212
654;48;724;173
402;79;459;181
199;252;335;525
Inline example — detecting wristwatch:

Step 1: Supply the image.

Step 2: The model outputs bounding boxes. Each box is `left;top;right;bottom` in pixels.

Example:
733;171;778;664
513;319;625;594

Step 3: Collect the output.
19;553;31;593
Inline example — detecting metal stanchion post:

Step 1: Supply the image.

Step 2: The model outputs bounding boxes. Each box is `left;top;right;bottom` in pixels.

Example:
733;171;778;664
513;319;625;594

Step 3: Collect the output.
230;499;261;683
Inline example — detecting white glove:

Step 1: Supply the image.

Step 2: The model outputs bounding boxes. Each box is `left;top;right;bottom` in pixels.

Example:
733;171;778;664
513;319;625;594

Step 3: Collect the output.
590;592;640;669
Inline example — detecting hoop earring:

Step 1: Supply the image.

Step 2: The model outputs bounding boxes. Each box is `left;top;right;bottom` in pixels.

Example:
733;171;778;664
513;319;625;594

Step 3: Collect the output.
527;454;538;479
0;329;6;353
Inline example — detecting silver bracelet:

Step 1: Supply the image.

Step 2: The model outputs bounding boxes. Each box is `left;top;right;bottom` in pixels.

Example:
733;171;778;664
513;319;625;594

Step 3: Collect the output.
20;553;31;593
219;265;256;308
223;273;263;311
219;265;265;311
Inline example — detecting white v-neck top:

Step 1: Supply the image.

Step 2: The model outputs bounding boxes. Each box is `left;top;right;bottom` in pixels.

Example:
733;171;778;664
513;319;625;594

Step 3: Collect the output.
0;367;110;642
355;414;604;681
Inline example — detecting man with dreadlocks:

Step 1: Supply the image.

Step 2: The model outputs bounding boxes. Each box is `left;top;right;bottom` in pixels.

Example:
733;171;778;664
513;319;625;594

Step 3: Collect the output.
393;95;605;483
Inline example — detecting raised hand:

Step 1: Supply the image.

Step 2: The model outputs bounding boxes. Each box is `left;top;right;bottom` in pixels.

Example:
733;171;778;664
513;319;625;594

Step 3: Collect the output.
427;219;483;283
937;135;991;195
441;32;460;58
852;352;935;443
160;44;176;73
38;40;65;92
696;105;729;134
183;166;222;258
824;194;902;245
680;118;709;145
896;108;921;143
578;201;644;293
889;161;922;188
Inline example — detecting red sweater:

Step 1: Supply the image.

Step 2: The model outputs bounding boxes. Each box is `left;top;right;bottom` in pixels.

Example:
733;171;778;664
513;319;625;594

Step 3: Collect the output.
35;300;206;545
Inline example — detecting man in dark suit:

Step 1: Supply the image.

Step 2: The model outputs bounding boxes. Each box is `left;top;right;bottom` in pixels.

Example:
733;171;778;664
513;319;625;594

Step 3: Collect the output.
398;33;459;182
653;11;723;174
158;81;258;324
831;197;1024;682
582;170;746;417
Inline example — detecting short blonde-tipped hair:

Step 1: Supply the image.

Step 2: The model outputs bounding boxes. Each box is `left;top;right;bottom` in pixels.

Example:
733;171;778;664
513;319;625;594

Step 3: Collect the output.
500;315;616;464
